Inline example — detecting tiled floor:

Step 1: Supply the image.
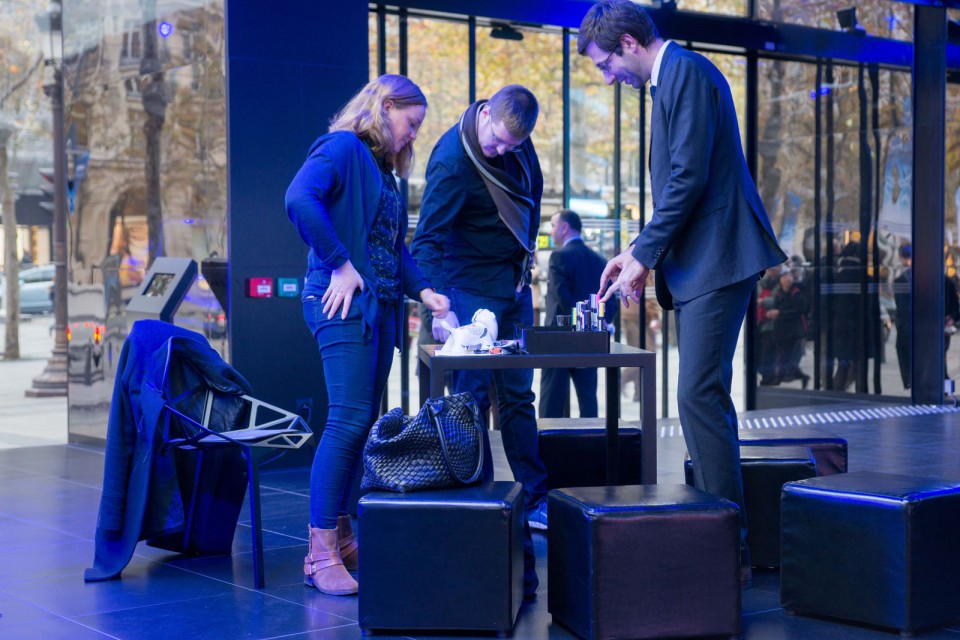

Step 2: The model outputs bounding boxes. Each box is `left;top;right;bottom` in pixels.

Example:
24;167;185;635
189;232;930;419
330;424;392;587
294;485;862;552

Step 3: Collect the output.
1;405;960;639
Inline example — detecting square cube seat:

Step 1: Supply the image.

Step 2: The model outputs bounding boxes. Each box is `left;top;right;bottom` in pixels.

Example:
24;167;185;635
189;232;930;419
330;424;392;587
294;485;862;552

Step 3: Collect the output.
685;445;817;568
781;471;960;636
548;484;741;640
537;418;643;489
738;426;847;475
358;481;524;636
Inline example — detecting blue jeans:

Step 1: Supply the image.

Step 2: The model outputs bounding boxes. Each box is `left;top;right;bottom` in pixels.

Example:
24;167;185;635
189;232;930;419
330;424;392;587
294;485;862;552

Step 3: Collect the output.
447;287;548;507
304;297;397;529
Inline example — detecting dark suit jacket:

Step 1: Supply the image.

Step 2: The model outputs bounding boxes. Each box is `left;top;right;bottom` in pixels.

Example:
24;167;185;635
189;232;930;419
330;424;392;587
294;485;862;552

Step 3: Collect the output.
544;238;607;324
632;42;786;308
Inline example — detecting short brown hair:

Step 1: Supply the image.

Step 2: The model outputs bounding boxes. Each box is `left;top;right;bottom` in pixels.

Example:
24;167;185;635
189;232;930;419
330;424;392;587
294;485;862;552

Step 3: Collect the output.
487;84;539;140
577;0;660;56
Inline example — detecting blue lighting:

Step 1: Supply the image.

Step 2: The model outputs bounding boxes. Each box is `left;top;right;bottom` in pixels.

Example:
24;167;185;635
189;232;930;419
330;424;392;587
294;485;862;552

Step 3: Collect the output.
158;21;174;38
809;86;831;99
183;218;195;225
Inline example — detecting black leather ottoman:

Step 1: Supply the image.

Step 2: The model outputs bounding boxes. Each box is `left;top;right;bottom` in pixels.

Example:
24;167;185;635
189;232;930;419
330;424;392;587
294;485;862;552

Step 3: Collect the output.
358;481;524;636
684;445;817;568
548;485;741;640
781;472;960;636
538;421;643;489
738;426;847;475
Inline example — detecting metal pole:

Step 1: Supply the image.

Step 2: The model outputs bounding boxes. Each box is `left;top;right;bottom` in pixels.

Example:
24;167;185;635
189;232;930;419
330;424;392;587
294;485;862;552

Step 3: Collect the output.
28;4;68;398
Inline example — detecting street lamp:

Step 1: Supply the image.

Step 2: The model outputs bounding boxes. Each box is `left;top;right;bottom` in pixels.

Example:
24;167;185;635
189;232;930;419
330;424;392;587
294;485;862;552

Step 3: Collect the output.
27;1;68;398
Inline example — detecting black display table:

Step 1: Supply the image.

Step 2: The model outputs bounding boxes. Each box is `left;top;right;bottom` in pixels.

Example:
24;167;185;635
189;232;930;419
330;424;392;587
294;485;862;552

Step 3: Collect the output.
417;343;657;484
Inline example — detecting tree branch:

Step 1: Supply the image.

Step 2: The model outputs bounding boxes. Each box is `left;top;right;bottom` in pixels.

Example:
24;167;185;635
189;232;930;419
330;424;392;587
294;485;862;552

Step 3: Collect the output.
0;53;44;108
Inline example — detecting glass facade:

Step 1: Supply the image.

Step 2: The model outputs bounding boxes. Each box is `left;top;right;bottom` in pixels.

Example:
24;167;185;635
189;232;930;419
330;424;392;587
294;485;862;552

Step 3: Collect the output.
404;17;470;219
36;1;958;439
756;0;914;41
62;0;227;440
368;4;960;416
753;58;940;399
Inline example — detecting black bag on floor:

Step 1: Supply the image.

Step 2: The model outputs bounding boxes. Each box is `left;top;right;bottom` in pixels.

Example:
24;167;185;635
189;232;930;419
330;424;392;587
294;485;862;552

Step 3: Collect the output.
361;392;484;492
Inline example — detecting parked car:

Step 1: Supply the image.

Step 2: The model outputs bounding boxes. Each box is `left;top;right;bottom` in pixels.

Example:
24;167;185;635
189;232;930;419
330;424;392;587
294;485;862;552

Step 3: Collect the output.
5;264;56;314
203;307;227;339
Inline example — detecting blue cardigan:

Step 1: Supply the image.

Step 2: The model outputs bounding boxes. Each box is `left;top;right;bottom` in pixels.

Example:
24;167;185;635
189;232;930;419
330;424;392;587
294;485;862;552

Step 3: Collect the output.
285;131;431;344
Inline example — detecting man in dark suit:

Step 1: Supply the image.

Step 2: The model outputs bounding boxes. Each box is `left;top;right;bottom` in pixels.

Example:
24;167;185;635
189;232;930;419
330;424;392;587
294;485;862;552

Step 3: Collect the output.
539;209;608;418
578;0;787;585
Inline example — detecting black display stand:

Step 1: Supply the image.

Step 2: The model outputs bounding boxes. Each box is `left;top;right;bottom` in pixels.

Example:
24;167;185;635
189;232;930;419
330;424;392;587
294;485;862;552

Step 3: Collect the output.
417;343;657;485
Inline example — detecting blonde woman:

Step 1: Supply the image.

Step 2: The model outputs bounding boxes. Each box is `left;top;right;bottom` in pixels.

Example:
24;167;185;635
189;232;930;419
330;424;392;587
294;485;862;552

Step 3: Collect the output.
285;74;451;595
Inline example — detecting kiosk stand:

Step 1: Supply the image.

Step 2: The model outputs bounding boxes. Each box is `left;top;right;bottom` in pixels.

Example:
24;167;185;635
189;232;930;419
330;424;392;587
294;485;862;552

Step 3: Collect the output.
126;257;198;324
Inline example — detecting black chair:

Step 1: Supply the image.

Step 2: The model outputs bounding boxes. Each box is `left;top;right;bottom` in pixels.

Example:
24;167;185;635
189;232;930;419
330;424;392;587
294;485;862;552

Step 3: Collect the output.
161;385;312;589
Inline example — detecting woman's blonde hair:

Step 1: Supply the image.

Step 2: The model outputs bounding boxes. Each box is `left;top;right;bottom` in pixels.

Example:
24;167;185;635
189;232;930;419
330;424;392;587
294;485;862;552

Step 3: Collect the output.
329;74;427;179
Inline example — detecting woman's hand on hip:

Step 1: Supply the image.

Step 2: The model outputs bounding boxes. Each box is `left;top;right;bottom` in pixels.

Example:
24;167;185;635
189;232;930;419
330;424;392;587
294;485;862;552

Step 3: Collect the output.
322;260;364;320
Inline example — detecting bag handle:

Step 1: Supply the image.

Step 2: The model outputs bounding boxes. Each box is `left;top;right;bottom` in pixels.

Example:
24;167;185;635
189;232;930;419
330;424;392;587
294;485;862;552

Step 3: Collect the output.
426;397;484;485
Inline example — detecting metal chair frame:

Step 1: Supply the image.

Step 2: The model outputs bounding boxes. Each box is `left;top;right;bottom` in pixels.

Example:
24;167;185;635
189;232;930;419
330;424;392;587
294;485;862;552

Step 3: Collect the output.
161;387;312;589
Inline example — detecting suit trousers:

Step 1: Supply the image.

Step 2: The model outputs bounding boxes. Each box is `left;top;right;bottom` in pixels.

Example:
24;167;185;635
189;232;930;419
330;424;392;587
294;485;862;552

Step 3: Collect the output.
674;275;755;566
538;367;599;418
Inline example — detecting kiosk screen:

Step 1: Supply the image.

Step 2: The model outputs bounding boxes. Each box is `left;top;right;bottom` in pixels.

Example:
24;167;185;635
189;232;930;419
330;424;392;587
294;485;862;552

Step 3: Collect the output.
144;272;176;297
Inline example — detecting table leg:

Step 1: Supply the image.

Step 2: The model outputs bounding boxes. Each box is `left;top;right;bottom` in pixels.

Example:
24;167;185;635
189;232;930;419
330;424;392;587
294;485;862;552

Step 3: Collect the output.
641;363;657;484
430;361;445;400
418;357;430;405
605;366;620;485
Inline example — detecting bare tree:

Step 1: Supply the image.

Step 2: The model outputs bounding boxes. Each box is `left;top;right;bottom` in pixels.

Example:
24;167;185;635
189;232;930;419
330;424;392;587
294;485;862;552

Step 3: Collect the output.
140;0;168;266
1;54;44;360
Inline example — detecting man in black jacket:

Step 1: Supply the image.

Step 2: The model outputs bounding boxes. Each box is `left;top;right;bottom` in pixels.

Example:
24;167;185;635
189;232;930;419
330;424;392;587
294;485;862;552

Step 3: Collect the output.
539;209;608;417
411;84;548;589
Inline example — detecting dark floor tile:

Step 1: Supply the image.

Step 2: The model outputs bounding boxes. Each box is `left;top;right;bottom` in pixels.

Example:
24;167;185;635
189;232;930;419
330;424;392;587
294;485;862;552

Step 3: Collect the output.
0;616;115;639
743;607;960;639
0;474;100;505
0;516;88;551
75;589;352;640
257;513;315;540
0;537;95;587
234;521;308;552
239;489;310;524
274;623;368;639
0;445;105;484
268;582;360;622
3;407;960;640
505;599;577;640
3;557;236;618
0;591;61;626
0;485;102;521
164;541;306;590
259;469;312;494
0;465;44;481
742;571;782;615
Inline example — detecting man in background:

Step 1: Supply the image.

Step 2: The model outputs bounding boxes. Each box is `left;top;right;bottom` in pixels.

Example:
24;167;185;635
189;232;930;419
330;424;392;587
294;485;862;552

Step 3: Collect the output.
539;209;608;418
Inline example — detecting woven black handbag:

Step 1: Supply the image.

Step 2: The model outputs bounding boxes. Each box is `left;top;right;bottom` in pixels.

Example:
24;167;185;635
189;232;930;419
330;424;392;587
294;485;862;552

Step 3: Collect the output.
361;392;485;492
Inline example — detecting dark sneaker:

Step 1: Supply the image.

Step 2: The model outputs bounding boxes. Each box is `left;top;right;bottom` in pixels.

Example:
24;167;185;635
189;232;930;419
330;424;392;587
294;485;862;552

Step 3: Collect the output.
526;500;548;531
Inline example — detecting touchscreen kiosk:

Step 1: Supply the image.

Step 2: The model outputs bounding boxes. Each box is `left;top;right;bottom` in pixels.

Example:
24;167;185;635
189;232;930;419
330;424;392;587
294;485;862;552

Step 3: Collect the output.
126;257;198;324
